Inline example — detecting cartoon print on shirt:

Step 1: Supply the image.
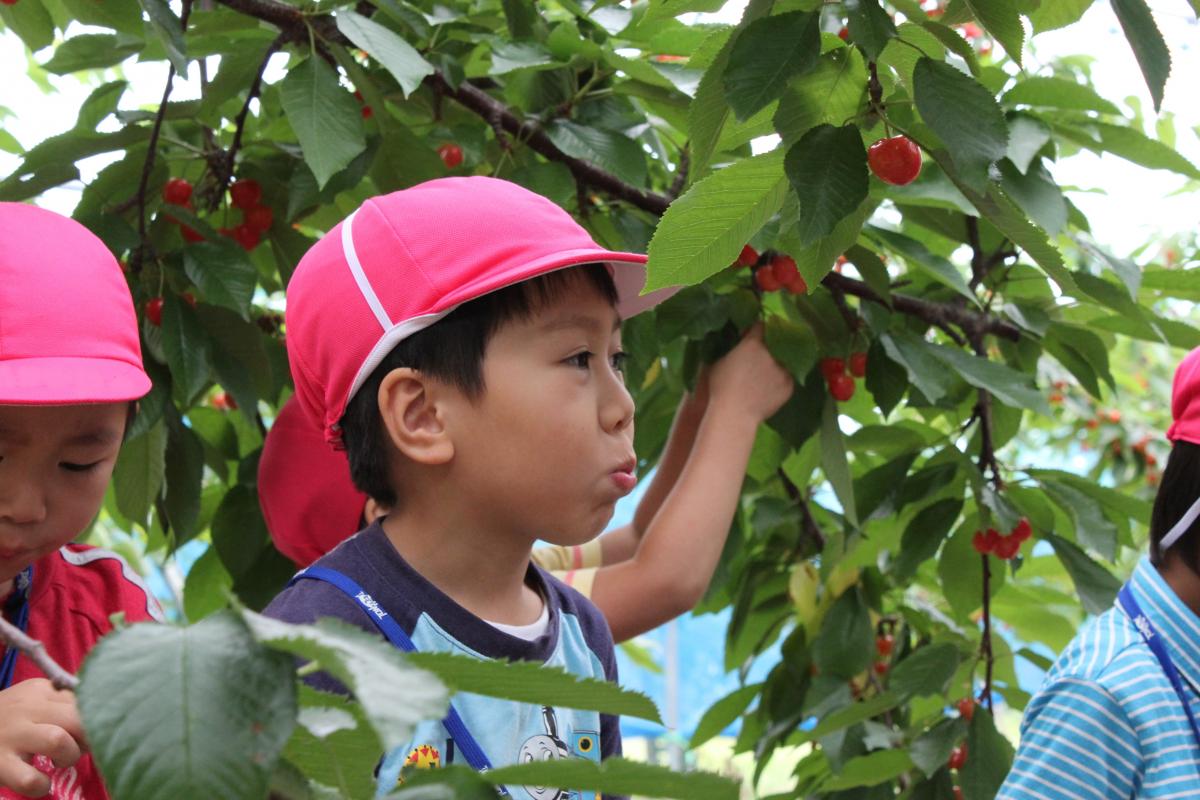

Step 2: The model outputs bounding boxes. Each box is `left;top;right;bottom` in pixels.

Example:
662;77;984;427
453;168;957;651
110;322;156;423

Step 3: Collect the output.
404;743;442;770
518;707;571;800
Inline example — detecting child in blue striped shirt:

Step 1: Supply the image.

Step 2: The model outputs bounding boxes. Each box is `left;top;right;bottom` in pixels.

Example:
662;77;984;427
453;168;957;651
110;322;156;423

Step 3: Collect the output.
1000;348;1200;799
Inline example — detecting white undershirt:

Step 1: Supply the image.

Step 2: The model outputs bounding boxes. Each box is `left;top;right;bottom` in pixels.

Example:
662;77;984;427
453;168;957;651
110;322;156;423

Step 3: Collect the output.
484;601;549;641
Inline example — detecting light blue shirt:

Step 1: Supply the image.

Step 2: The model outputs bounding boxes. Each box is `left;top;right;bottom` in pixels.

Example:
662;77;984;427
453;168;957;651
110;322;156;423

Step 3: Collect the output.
999;557;1200;799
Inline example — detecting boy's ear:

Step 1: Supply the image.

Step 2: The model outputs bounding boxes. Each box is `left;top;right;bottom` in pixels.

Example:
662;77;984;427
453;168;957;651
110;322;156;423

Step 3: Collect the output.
377;368;454;466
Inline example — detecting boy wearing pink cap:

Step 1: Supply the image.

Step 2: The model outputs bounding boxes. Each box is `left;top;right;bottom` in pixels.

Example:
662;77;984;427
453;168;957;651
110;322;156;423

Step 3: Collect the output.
260;324;791;644
0;204;164;800
999;348;1200;798
265;176;789;797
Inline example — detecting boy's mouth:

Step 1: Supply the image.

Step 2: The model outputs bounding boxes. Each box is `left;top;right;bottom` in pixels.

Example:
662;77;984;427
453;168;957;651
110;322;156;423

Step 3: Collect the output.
609;457;637;493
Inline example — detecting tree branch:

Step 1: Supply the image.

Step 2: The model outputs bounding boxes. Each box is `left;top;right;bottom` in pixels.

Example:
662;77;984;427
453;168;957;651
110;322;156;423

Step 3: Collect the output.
211;32;287;206
0;617;78;692
778;468;826;552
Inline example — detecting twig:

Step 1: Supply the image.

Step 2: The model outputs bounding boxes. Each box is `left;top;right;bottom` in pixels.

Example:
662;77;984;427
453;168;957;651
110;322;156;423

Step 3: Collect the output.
0;616;79;691
213;32;287;205
667;147;689;200
130;63;177;275
777;468;826;551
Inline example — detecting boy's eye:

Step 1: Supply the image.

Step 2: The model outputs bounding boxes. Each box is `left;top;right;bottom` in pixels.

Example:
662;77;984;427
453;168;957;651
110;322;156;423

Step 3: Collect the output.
61;461;101;473
611;351;628;372
567;351;593;369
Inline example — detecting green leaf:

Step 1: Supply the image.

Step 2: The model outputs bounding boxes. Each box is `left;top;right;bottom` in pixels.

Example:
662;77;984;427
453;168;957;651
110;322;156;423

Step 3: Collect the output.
643;0;726;23
161;293;212;406
0;0;55;51
798;691;903;743
868;226;975;303
139;0;187;74
645;149;788;291
287;688;383;800
338;10;435;96
1042;480;1119;561
243;612;448;753
960;183;1073;294
545;121;647;187
79;612;296;800
183;546;233;622
879;331;952;404
814;588;872;679
688;28;737;178
75;81;128;132
939;522;1005;620
820;395;857;527
785;124;869;245
1110;0;1171;111
184;242;258;319
1063;121;1200;180
822;749;913;790
845;0;897;60
924;342;1050;414
961;0;1024;64
998;159;1067;236
722;11;821;121
688;683;761;748
164;423;204;541
482;757;738;800
889;642;961;698
58;0;143;35
960;709;1014;800
1046;533;1122;615
895;499;964;580
1028;0;1091;32
1006;114;1052;173
280;58;368;189
913;58;1008;191
42;34;144;74
112;421;167;527
773;49;868;148
211;484;271;582
765;315;818;381
1003;76;1122;115
405;651;661;722
910;718;968;777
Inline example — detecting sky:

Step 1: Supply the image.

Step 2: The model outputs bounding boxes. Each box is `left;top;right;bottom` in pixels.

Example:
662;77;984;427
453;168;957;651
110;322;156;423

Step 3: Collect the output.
1;1;1197;257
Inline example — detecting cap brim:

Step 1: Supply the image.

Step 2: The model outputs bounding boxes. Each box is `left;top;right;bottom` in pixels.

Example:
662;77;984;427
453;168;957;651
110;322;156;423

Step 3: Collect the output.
603;254;680;319
0;357;152;405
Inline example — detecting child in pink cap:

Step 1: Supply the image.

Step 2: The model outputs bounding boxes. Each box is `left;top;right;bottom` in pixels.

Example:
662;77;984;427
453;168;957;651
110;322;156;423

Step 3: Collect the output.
0;203;164;800
260;326;791;643
999;347;1200;799
264;177;791;797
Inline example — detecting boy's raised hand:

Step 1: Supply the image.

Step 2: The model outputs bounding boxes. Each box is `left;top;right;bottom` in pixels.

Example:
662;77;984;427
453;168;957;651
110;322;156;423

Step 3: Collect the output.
707;323;794;424
0;679;85;798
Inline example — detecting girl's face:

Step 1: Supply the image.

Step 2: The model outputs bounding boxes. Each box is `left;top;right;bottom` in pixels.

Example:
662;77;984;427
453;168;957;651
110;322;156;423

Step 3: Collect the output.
0;403;127;594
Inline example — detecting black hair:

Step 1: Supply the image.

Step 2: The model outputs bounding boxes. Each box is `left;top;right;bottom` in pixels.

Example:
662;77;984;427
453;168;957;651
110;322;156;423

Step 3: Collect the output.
1149;441;1200;570
340;264;619;506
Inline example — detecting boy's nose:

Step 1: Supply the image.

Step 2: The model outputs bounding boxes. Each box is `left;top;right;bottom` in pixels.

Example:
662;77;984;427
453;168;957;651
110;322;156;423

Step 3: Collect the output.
600;371;635;435
0;479;48;526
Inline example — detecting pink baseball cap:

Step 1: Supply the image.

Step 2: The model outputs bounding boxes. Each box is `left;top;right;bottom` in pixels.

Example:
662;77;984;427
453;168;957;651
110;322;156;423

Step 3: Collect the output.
1168;346;1200;445
259;396;365;567
0;203;151;405
286;176;678;444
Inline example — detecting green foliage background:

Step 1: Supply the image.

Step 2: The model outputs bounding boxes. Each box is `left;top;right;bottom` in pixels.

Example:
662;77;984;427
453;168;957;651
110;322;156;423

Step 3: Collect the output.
2;0;1199;797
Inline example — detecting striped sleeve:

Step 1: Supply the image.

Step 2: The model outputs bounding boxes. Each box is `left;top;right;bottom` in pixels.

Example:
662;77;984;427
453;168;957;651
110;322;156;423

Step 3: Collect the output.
999;677;1141;800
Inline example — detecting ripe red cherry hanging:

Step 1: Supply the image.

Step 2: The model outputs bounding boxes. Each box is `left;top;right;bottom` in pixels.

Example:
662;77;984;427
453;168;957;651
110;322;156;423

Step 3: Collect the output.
868;136;922;186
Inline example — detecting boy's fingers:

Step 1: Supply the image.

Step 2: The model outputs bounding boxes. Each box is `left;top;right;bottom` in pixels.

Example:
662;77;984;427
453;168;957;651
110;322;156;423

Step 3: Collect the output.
29;724;84;770
0;755;52;798
28;698;86;750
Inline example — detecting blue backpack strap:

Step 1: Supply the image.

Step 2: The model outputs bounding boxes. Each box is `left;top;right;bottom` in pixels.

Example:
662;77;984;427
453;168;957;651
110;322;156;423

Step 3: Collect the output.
289;567;506;792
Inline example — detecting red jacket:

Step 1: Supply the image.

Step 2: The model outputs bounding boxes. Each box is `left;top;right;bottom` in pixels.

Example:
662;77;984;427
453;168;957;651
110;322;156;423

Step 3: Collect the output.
1;545;163;800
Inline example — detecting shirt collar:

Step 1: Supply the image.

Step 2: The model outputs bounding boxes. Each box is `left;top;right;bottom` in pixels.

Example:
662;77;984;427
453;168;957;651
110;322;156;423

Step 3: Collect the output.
1129;556;1200;690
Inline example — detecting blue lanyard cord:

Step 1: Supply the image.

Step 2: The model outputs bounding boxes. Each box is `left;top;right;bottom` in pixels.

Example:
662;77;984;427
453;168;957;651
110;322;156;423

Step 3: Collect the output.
1118;584;1200;753
0;566;33;691
289;567;508;795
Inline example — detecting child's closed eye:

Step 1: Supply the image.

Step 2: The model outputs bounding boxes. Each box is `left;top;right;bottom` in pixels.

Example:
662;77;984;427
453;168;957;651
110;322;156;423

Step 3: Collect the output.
60;461;101;473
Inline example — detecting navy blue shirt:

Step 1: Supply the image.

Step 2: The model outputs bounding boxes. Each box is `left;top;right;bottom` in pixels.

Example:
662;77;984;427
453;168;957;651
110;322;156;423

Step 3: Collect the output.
265;522;623;799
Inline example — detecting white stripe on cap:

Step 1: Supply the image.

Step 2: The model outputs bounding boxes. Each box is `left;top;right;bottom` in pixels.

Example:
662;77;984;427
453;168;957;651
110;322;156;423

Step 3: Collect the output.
342;210;392;331
1160;495;1200;550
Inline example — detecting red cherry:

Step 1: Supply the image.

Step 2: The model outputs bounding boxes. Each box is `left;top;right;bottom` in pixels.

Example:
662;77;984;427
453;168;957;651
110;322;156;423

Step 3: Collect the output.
1049;391;1064;404
956;697;976;721
948;744;967;771
437;143;464;169
784;274;808;295
960;22;982;39
232;223;260;251
849;351;867;378
1012;517;1032;542
145;298;164;327
244;204;273;232
953;788;964;800
875;634;894;658
738;244;759;267
353;90;374;119
838;26;849;41
971;531;992;555
984;528;1002;552
828;373;855;402
180;225;204;243
0;0;20;6
182;292;196;308
1147;452;1159;467
755;267;782;292
994;534;1020;560
867;136;922;186
771;254;799;285
163;177;193;206
820;358;846;381
229;179;262;210
873;661;889;676
211;391;238;411
1108;410;1122;423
